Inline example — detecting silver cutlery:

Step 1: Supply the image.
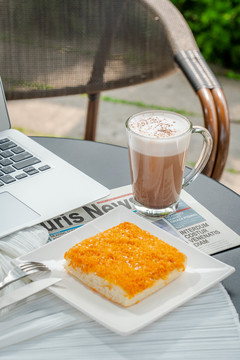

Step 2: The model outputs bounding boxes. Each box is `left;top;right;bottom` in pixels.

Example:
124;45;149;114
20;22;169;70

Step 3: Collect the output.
0;261;50;290
0;277;61;309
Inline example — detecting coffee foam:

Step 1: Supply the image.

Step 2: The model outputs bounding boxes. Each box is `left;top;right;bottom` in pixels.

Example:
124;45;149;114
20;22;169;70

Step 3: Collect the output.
127;112;191;157
128;112;189;138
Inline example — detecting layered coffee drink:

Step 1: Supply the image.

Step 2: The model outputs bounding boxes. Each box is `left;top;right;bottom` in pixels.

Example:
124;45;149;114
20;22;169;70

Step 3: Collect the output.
126;112;191;211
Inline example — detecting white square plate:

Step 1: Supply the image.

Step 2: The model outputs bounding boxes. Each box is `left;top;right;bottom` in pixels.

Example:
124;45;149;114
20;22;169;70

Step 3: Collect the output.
18;206;235;335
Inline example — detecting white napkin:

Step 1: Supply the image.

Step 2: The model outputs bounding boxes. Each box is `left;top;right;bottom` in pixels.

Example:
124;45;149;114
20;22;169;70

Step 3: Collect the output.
0;225;49;315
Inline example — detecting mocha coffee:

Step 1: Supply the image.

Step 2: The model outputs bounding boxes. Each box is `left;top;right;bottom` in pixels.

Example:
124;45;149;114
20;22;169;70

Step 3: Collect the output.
127;112;191;209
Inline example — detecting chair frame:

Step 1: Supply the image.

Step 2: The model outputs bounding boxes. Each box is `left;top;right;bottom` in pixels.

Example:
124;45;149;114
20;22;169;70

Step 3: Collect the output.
2;0;229;181
84;0;230;181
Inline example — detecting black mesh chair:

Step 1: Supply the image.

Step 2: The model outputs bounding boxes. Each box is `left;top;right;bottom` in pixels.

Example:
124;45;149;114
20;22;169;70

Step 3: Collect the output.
0;0;230;180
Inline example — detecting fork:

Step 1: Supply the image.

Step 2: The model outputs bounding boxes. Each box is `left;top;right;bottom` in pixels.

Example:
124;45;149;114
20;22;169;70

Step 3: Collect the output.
0;261;50;290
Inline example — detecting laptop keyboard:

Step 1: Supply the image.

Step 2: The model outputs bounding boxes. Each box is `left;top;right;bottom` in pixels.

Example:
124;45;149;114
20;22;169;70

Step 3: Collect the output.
0;138;51;187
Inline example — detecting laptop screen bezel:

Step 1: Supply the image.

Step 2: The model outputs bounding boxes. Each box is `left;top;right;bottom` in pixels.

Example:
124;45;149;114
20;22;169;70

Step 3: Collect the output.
0;77;11;131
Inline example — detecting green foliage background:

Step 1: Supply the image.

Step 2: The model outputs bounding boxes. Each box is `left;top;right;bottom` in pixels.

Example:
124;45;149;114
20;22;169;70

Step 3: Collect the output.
171;0;240;72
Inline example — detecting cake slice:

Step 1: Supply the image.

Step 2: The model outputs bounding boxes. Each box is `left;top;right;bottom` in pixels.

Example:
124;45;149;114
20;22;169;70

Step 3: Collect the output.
64;222;187;307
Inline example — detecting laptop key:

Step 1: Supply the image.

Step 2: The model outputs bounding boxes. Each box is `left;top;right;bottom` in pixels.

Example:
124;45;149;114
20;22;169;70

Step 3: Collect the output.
1;175;16;184
0;141;17;151
27;169;39;176
12;157;41;170
24;166;35;173
39;165;51;171
15;173;28;180
0;138;10;144
1;166;15;174
11;152;33;162
0;158;13;166
0;150;14;158
0;181;4;186
11;146;25;154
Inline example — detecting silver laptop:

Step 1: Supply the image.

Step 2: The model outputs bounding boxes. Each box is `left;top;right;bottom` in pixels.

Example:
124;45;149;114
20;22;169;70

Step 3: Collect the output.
0;78;109;238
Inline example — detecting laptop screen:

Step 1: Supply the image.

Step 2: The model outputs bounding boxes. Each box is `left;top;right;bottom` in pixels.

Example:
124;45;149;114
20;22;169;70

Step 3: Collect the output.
0;78;11;131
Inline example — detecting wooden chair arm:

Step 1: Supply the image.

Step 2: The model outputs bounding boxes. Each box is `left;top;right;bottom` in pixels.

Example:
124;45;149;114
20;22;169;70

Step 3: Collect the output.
211;88;230;180
197;88;218;177
175;50;230;180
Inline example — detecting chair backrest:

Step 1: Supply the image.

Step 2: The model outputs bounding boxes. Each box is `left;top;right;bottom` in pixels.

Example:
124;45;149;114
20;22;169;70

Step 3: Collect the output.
0;0;230;181
0;0;176;98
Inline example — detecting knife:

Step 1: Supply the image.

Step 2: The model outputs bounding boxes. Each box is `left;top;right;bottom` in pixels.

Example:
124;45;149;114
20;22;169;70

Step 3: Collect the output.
0;277;61;310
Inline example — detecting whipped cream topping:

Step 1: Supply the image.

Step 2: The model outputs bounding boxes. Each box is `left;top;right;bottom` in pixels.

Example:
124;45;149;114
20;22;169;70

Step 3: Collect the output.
126;112;192;157
128;112;189;139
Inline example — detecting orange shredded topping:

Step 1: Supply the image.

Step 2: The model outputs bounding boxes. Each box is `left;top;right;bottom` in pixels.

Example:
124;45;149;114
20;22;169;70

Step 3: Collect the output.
64;222;186;298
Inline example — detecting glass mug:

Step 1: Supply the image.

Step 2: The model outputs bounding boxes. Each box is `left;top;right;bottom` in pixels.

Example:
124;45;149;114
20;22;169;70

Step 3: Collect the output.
126;110;213;217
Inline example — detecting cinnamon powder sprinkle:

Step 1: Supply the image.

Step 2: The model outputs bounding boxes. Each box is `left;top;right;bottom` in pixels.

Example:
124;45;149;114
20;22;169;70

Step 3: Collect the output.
64;222;186;298
129;116;177;138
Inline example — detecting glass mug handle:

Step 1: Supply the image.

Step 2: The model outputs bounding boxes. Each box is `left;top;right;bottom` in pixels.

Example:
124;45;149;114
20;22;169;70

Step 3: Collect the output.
182;126;213;188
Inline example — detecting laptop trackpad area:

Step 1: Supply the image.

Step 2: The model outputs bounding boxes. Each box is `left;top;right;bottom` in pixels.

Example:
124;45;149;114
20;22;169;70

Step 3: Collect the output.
0;192;40;235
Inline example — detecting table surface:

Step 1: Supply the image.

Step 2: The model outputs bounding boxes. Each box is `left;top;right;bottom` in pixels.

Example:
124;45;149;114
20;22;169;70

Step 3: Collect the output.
33;137;240;316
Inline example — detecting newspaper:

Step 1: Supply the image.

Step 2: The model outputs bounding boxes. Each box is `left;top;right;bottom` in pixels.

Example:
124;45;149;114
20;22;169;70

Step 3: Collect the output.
40;185;240;255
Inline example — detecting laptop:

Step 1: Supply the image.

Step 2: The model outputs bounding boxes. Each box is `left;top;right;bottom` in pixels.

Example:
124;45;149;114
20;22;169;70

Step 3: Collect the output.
0;78;110;239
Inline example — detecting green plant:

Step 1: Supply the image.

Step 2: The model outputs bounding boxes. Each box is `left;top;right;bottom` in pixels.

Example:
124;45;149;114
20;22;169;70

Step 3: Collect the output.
171;0;240;71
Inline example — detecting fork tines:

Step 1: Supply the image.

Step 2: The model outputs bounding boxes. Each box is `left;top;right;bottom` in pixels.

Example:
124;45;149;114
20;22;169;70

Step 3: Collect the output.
18;261;49;272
